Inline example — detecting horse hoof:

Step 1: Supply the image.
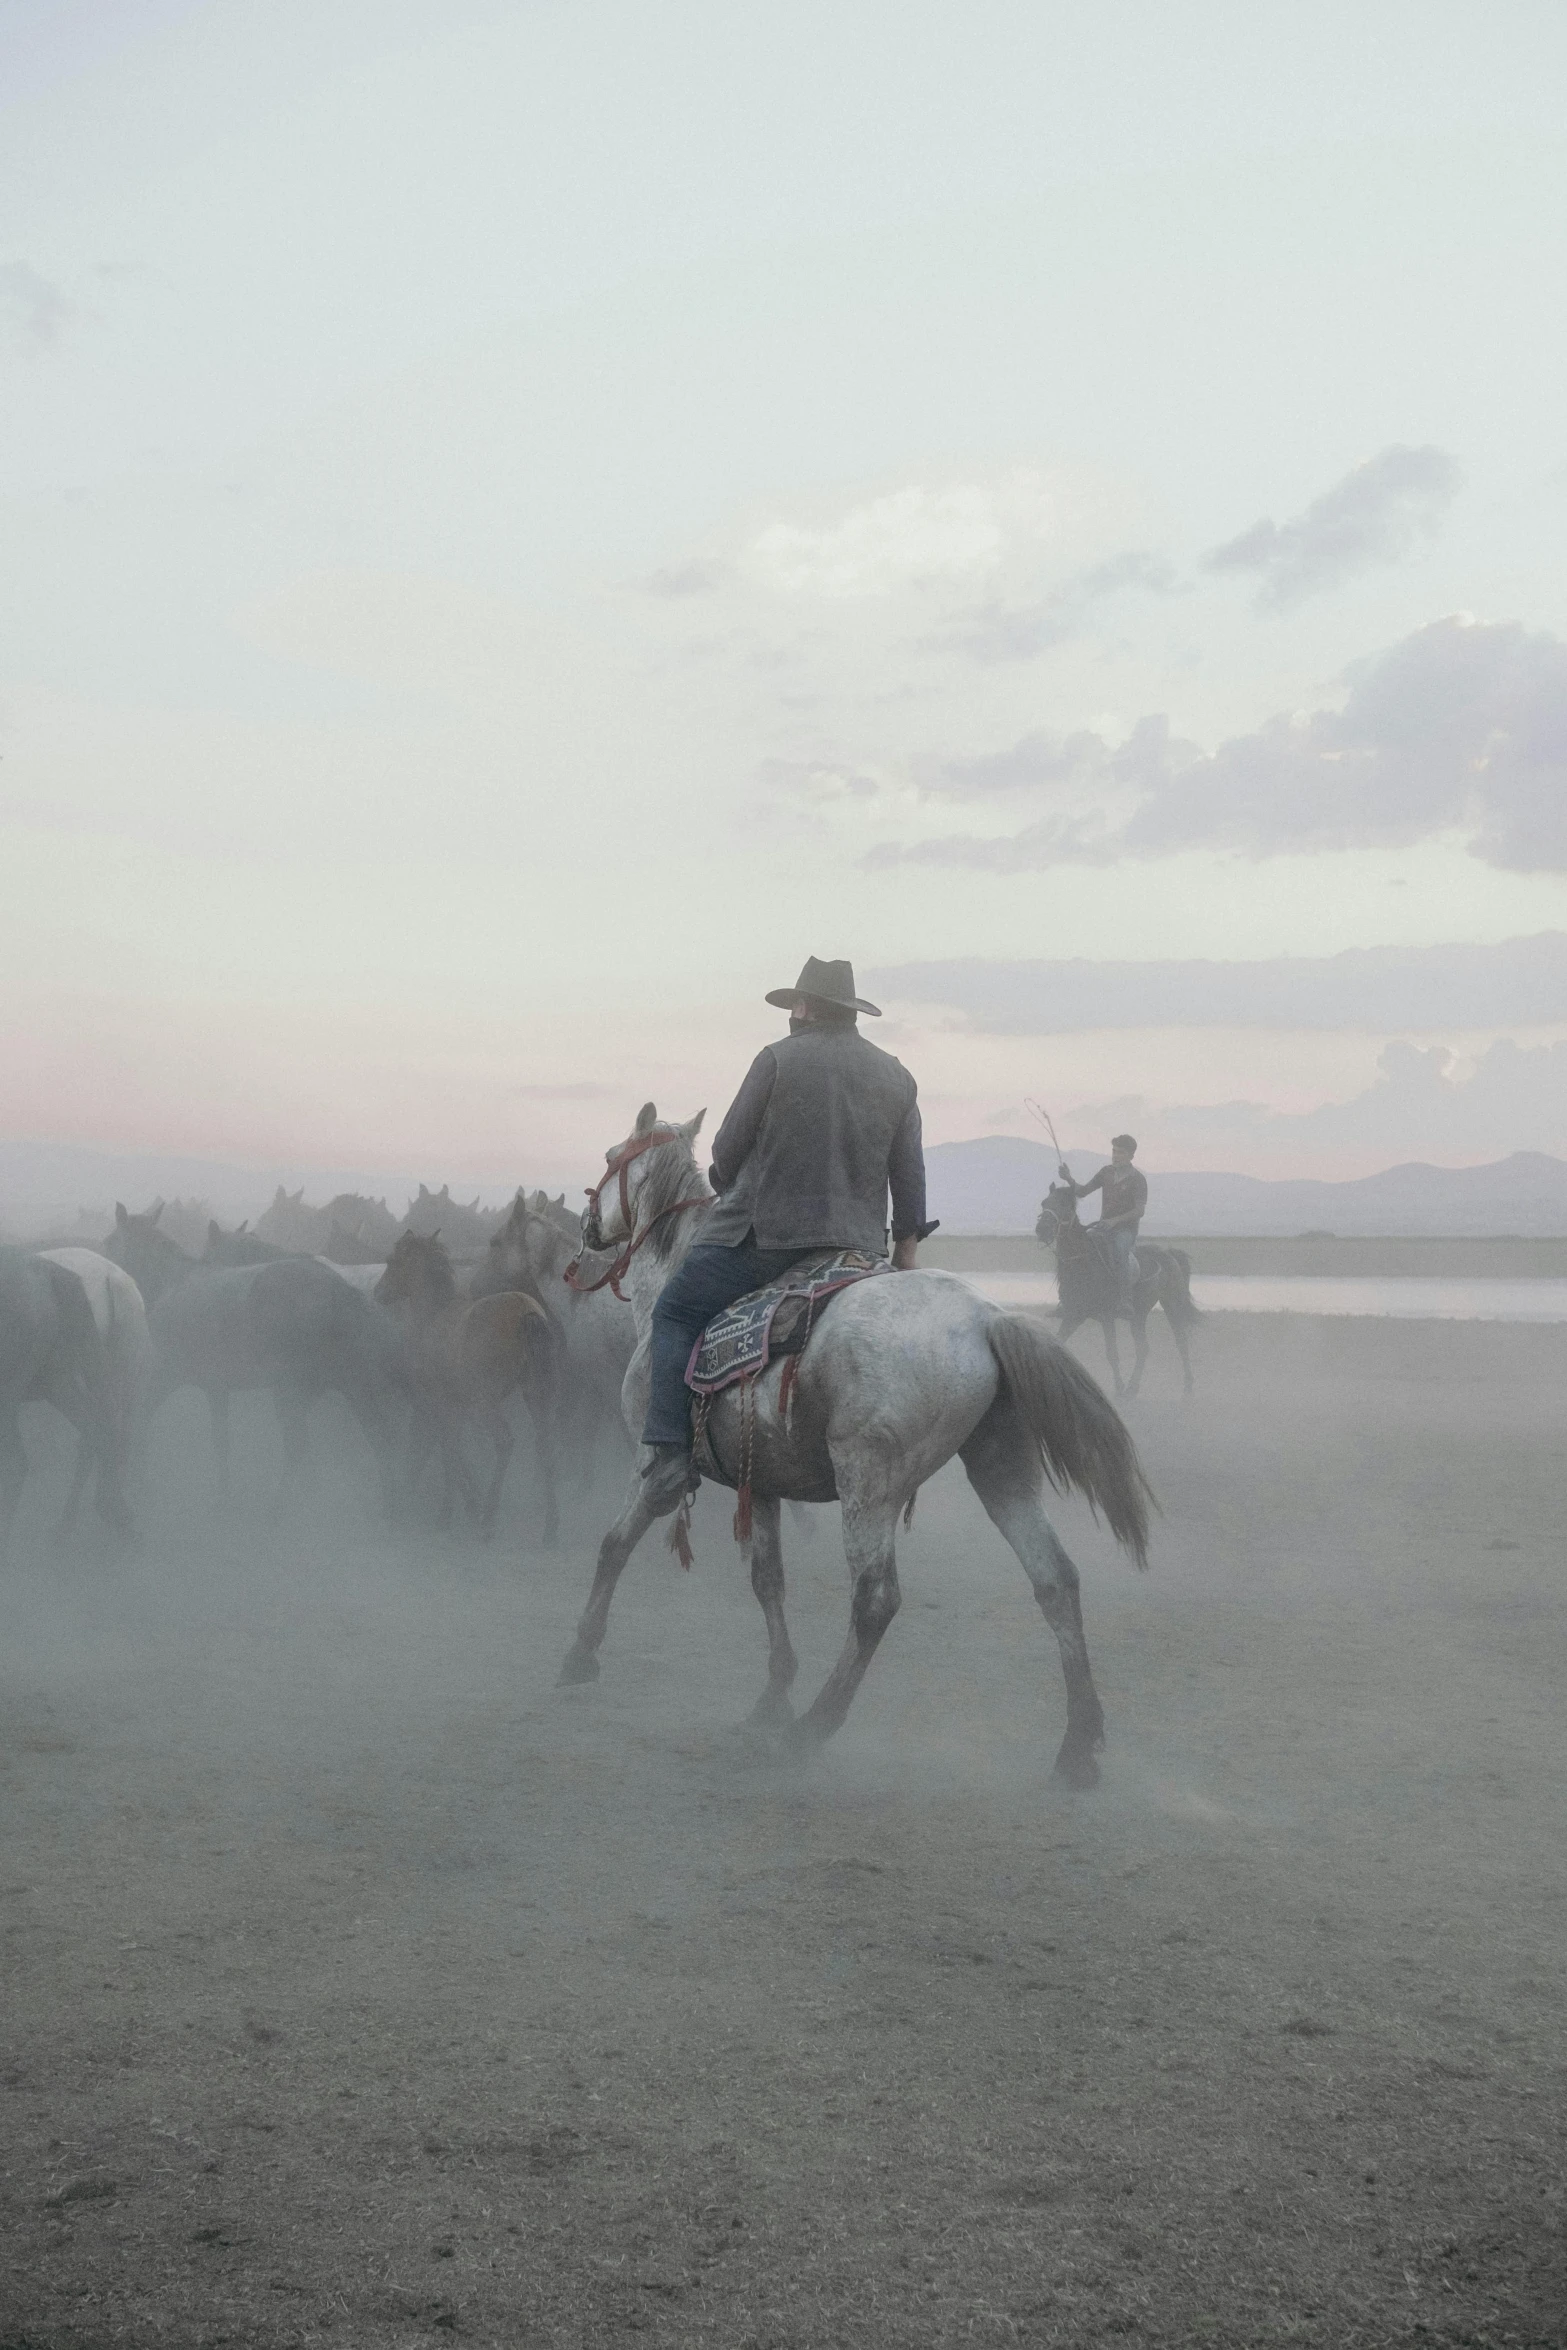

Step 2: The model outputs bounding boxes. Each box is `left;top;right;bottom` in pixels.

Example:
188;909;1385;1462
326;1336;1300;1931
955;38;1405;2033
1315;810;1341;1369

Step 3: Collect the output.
1051;1743;1100;1791
557;1643;600;1687
747;1688;796;1729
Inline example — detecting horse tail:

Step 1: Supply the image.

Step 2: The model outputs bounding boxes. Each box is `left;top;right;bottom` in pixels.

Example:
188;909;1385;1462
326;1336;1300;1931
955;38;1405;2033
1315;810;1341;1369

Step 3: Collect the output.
1163;1249;1203;1326
986;1314;1154;1569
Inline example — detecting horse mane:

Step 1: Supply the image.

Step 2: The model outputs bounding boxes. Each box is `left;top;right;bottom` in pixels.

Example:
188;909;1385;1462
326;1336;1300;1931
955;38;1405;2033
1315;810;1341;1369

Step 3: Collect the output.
640;1131;710;1263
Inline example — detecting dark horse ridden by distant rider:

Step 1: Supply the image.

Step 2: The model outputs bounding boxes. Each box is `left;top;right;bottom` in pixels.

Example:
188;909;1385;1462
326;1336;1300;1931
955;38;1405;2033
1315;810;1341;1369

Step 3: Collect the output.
1037;1139;1200;1396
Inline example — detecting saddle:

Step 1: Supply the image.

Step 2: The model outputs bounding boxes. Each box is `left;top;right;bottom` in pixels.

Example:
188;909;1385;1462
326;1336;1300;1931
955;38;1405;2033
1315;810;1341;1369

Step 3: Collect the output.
667;1250;888;1568
685;1249;888;1396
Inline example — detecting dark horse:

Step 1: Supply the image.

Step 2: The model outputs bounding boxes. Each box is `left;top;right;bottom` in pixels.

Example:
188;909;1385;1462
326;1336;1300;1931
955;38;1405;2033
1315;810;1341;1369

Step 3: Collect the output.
103;1203;404;1511
375;1230;562;1546
1035;1183;1200;1397
0;1246;132;1551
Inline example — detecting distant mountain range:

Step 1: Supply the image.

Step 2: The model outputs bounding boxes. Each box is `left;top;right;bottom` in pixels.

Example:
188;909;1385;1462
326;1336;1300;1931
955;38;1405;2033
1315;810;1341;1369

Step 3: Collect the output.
8;1132;1567;1244
926;1140;1567;1237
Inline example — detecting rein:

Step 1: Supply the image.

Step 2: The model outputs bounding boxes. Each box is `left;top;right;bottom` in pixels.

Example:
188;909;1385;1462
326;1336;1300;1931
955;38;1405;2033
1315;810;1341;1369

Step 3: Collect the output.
564;1128;709;1303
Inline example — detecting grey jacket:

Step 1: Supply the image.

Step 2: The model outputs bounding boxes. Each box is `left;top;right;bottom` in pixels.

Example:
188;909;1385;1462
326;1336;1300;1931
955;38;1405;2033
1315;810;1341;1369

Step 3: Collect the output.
702;1024;932;1255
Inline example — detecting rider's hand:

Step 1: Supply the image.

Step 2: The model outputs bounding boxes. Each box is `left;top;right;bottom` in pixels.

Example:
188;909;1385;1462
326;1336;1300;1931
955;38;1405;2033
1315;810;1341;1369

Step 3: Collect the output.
892;1236;919;1271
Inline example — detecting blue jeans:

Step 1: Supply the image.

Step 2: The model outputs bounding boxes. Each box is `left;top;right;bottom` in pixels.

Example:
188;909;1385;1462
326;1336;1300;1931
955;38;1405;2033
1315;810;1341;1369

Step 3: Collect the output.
1105;1222;1139;1310
641;1239;807;1449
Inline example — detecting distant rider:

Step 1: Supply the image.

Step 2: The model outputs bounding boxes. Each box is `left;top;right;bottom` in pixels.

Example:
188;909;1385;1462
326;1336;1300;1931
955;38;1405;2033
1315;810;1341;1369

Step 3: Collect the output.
1063;1133;1147;1319
639;956;937;1510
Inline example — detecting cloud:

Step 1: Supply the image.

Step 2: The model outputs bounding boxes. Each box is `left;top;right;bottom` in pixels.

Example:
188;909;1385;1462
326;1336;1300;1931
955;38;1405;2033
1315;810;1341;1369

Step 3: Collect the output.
944;549;1178;663
870;615;1567;873
642;557;730;597
1204;445;1461;610
0;261;70;347
869;934;1567;1034
741;474;1063;601
1125;1036;1567;1175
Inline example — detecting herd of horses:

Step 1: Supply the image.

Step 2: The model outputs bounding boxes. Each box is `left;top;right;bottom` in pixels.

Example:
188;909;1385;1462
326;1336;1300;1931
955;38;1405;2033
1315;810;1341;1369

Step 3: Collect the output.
1;1120;1190;1778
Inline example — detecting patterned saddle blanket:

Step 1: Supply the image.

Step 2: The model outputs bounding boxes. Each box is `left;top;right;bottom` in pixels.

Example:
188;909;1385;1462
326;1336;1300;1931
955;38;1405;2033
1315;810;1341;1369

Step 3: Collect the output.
685;1249;889;1396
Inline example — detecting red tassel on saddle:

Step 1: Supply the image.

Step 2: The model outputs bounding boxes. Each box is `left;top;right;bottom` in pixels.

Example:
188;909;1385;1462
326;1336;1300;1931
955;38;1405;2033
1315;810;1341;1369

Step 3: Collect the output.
732;1484;753;1544
778;1353;799;1430
667;1494;694;1570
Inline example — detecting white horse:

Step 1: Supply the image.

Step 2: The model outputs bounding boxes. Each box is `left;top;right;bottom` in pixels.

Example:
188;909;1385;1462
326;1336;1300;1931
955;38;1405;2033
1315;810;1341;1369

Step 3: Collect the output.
39;1247;154;1530
558;1106;1152;1786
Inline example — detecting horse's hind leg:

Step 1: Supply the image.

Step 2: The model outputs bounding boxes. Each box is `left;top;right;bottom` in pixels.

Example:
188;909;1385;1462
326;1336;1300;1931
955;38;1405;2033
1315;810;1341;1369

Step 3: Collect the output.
1127;1309;1150;1398
1165;1304;1195;1395
793;1486;901;1747
747;1496;798;1725
960;1391;1106;1788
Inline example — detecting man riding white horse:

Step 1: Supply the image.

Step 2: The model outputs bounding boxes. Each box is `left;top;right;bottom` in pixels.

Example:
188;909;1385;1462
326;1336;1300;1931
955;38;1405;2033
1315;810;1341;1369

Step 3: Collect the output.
1061;1134;1147;1320
638;955;937;1510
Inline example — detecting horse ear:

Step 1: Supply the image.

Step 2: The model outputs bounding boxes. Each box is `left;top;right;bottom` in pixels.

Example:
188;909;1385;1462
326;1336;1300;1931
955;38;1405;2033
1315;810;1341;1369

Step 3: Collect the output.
634;1101;658;1133
151;1199;164;1222
553;1193;565;1211
115;1202;129;1228
679;1109;706;1142
238;1219;249;1235
207;1220;221;1244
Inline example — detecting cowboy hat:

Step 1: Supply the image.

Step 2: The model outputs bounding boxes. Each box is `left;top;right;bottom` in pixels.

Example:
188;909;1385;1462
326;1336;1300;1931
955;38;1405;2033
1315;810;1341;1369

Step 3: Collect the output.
764;956;882;1017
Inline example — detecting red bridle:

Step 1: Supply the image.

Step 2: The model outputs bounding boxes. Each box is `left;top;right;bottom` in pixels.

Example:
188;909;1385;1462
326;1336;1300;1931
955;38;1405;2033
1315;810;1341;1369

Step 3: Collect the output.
563;1127;710;1302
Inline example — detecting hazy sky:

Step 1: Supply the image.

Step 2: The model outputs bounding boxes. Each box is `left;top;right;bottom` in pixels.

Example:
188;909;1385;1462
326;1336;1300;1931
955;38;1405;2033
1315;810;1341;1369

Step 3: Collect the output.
5;1;1567;1188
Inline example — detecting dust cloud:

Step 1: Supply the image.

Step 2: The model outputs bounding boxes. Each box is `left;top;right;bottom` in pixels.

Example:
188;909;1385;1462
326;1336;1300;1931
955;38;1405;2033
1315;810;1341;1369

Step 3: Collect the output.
3;1302;1564;2346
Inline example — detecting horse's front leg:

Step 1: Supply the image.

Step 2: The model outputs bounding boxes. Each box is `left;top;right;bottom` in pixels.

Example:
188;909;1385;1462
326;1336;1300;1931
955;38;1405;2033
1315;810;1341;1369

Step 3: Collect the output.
0;1407;28;1555
1100;1318;1125;1395
747;1496;797;1724
473;1393;512;1540
558;1465;664;1684
793;1486;901;1746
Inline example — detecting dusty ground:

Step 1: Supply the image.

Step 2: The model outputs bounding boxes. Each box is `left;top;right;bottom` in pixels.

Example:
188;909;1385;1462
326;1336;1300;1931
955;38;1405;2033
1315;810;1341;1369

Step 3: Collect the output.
2;1308;1565;2348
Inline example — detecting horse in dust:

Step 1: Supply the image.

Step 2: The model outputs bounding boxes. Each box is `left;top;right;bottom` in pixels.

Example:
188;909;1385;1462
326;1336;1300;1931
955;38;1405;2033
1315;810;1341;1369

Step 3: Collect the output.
558;1107;1151;1787
374;1230;562;1547
1035;1183;1201;1398
0;1246;133;1551
481;1189;634;1488
38;1248;154;1530
102;1203;403;1513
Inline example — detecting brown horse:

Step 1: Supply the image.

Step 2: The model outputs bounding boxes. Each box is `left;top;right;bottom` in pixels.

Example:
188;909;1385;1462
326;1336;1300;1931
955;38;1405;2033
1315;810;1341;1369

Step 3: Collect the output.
375;1231;562;1547
479;1189;634;1489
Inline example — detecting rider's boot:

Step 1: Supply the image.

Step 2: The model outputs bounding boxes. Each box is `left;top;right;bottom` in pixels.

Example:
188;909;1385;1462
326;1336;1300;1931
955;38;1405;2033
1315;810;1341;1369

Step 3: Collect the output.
640;1442;695;1514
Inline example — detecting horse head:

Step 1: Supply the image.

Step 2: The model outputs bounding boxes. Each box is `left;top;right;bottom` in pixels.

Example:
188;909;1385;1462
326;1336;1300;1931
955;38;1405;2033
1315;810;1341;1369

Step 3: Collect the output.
581;1102;707;1258
104;1200;193;1302
1035;1181;1082;1247
374;1229;458;1316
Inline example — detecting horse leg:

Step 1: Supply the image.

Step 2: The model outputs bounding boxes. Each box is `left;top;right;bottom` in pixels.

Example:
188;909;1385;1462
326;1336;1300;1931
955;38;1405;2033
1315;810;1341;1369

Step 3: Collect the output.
524;1381;559;1551
1165;1301;1195;1396
747;1496;798;1724
207;1388;233;1497
1100;1318;1125;1396
39;1368;131;1542
1127;1307;1150;1398
58;1437;94;1535
558;1470;664;1684
960;1389;1106;1787
0;1408;28;1555
270;1385;311;1515
474;1395;512;1542
792;1487;901;1746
